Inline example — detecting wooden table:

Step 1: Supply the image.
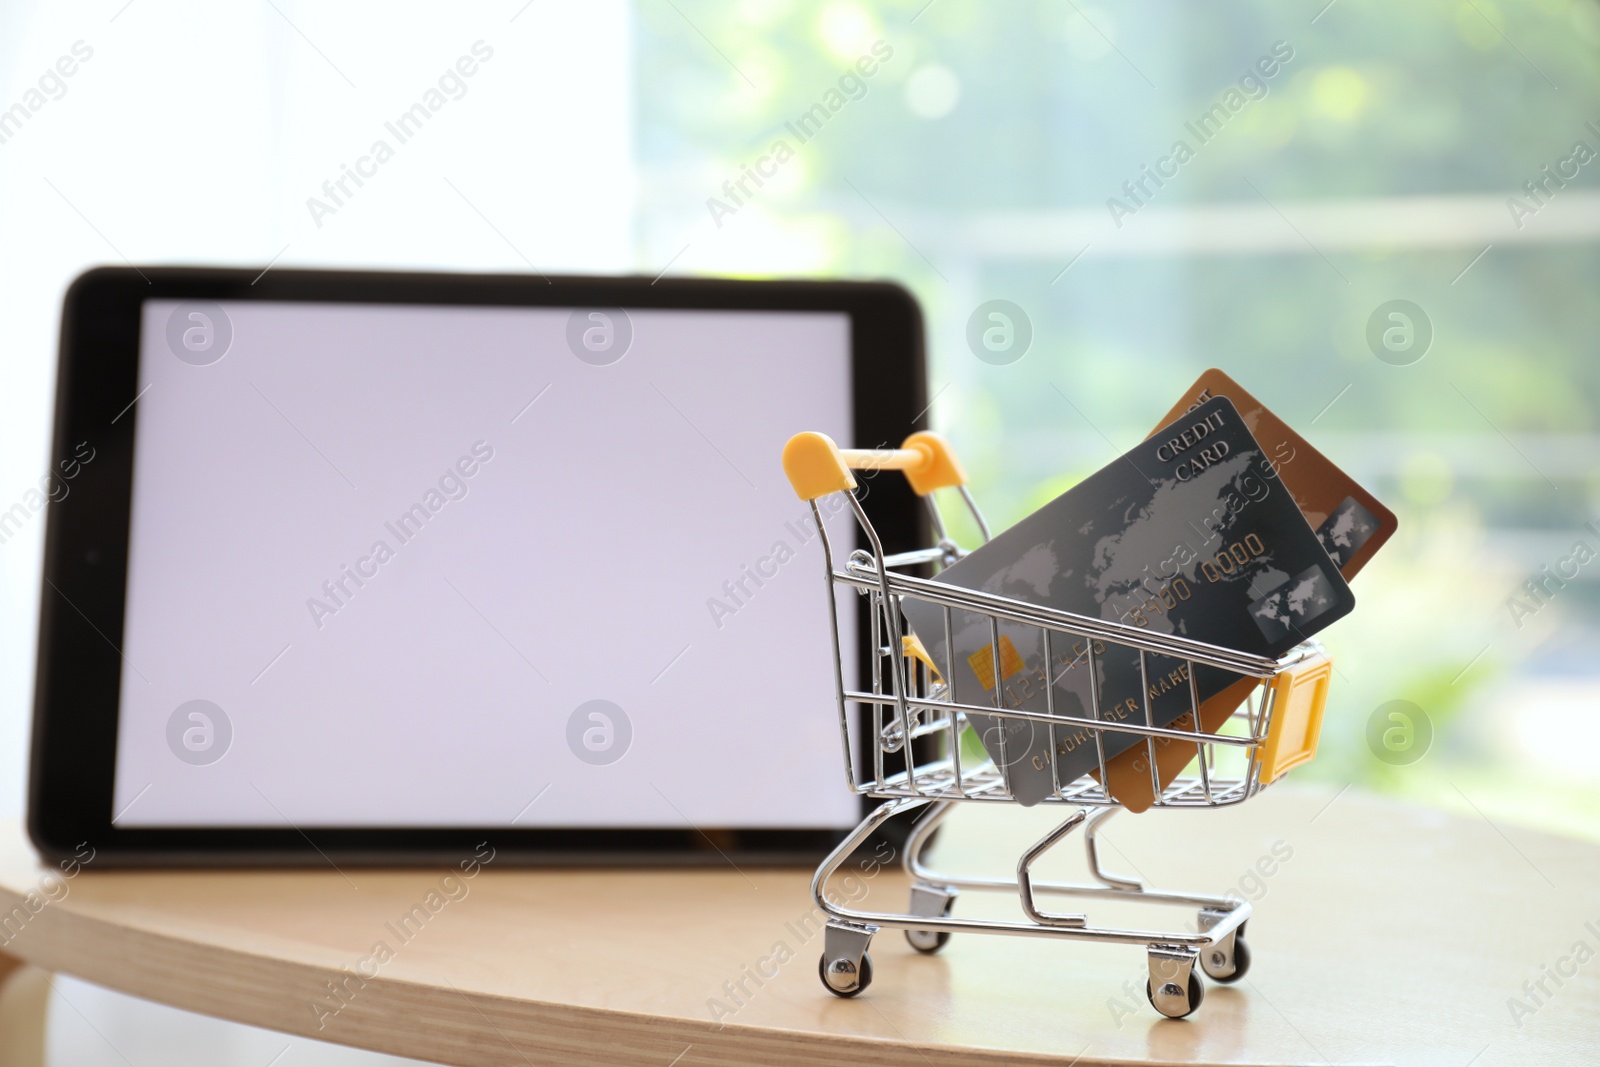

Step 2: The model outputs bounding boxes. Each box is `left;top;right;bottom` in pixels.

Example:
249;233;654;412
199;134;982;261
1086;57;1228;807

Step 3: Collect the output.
1;786;1595;1066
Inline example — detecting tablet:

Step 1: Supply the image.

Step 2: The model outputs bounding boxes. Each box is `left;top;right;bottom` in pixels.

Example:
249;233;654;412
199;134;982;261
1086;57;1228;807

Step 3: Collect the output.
29;267;925;865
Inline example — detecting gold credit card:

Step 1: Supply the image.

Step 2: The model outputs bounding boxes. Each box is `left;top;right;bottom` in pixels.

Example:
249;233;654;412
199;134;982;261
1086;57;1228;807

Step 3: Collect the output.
1097;369;1398;812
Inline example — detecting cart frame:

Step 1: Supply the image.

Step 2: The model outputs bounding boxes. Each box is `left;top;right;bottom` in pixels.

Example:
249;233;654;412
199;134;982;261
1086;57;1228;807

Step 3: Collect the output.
782;430;1334;1019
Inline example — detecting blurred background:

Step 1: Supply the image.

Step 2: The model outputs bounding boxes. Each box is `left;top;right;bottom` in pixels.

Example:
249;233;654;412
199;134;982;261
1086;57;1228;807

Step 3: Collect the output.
1;0;1596;1062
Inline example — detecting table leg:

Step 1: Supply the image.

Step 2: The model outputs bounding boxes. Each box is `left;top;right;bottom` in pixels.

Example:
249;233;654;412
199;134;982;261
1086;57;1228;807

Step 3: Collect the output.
0;949;49;1067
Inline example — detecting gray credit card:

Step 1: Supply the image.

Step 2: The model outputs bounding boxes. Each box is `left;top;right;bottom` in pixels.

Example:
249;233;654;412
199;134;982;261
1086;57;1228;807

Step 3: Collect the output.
901;395;1355;805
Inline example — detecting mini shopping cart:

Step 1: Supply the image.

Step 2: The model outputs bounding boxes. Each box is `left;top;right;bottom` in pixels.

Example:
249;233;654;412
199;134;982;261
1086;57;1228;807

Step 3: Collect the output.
781;430;1335;1019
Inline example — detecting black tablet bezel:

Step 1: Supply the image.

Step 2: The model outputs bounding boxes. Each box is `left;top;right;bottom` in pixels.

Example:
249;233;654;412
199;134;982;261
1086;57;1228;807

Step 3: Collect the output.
29;266;927;866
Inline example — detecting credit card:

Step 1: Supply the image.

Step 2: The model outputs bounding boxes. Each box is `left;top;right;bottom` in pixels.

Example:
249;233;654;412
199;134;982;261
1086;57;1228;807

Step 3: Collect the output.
901;395;1356;805
1096;369;1398;811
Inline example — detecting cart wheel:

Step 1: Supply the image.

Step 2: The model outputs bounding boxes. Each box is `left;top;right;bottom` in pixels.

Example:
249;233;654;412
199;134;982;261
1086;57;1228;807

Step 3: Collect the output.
1201;936;1251;984
905;894;955;954
1147;973;1204;1019
818;950;874;997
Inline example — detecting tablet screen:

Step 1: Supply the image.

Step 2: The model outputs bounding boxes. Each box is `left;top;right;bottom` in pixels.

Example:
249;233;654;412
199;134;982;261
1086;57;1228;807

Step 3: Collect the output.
110;299;859;830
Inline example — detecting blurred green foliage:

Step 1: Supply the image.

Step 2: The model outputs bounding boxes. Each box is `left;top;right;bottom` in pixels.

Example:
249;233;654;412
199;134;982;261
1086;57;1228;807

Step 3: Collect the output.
635;0;1600;837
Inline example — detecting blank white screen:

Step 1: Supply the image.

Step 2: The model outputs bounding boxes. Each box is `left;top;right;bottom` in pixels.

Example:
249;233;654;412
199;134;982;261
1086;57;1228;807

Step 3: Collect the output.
112;299;859;829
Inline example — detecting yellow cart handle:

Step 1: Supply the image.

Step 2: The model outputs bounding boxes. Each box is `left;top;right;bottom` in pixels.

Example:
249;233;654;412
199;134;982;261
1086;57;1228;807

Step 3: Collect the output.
782;431;967;500
1257;649;1334;784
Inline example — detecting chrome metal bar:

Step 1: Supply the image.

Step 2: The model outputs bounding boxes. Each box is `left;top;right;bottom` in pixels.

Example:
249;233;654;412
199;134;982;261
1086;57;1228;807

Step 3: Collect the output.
868;557;885;791
1084;807;1142;891
989;615;1008;774
1246;681;1270;794
943;603;966;799
1084;638;1111;789
903;799;955;883
1043;628;1062;800
862;781;1253;806
956;484;992;543
815;904;1240;949
811;796;929;921
1018;810;1090;926
924;494;950;546
836;566;1288;677
1139;650;1163;808
811;500;859;794
912;873;1243;912
890;591;918;795
881;546;951;569
856;571;1324;681
847;491;917;797
1188;660;1213;804
841;692;1266;747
